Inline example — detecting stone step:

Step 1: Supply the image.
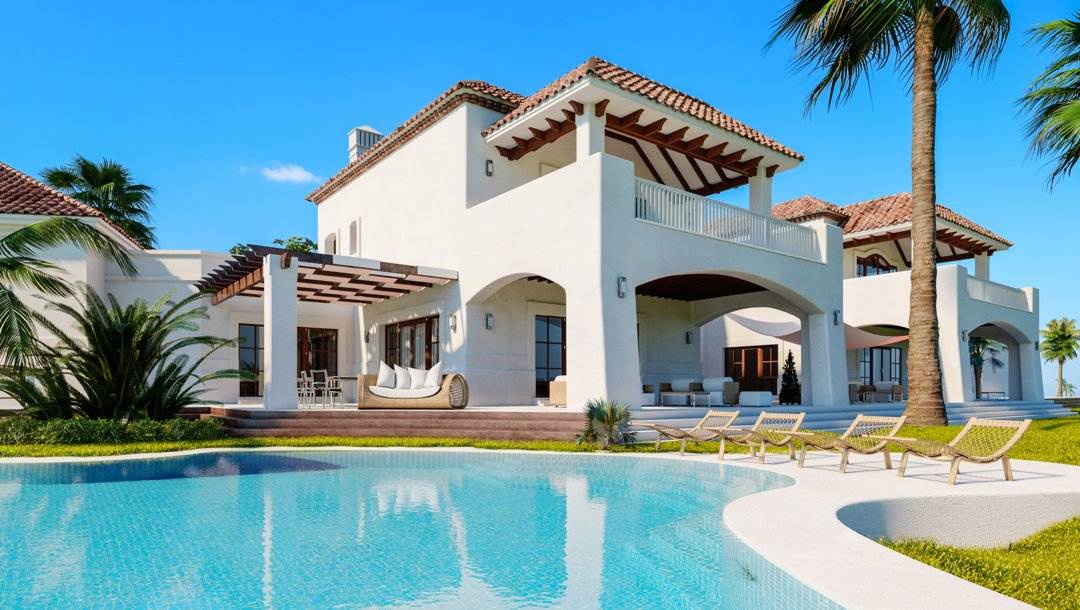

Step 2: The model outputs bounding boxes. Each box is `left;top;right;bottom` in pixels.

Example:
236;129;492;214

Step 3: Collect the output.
215;416;581;434
207;407;579;423
226;427;578;441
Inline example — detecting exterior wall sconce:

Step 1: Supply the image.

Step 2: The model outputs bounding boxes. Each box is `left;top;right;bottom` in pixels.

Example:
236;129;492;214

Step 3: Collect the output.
485;312;495;331
961;330;968;341
364;327;373;343
685;330;693;345
485;159;494;177
832;310;841;326
617;275;628;298
449;314;457;333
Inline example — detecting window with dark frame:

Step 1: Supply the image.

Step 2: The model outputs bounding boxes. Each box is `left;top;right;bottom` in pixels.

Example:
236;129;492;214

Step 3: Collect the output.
238;324;339;398
383;316;440;369
724;344;779;394
856;253;898;277
858;347;904;386
535;315;566;398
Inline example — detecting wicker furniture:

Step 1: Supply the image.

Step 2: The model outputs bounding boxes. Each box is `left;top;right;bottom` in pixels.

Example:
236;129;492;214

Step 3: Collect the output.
874;417;1032;485
717;411;805;462
358;373;469;409
548;376;567;407
632;410;741;455
792;414;907;473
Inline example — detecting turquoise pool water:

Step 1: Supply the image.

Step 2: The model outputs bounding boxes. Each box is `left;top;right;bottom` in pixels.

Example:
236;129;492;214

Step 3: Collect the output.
0;451;838;608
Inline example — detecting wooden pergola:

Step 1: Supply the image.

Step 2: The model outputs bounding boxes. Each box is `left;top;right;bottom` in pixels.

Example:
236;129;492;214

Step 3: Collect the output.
195;245;456;306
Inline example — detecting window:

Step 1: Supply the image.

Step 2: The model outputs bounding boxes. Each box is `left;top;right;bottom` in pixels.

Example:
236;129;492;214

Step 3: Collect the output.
856;254;897;277
237;324;338;397
349;220;358;255
324;234;337;254
384;316;440;369
535;315;566;397
858;347;903;386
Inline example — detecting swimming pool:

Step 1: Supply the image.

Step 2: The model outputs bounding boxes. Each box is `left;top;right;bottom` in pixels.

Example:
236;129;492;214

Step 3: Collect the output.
0;451;839;608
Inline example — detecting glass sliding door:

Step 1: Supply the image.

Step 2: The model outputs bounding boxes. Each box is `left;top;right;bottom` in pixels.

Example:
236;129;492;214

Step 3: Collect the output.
237;324;338;398
535;315;566;398
238;324;263;397
383;316;440;369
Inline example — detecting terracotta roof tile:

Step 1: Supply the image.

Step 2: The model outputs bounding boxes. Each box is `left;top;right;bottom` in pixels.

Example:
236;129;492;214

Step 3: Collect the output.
772;195;849;223
0;161;140;246
308;81;525;203
482;57;803;160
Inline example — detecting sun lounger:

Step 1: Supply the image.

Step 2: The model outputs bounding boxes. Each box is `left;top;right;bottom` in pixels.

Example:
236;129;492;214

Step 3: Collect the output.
792;414;907;473
717;411;805;462
872;417;1031;485
632;410;740;455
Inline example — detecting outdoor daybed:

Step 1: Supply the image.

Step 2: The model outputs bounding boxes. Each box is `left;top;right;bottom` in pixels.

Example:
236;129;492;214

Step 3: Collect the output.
358;363;469;409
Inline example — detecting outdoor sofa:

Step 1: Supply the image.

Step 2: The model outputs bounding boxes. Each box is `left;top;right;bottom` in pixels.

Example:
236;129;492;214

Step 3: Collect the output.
358;362;469;409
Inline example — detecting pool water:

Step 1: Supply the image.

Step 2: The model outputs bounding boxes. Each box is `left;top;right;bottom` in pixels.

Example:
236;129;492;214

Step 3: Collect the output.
0;451;838;609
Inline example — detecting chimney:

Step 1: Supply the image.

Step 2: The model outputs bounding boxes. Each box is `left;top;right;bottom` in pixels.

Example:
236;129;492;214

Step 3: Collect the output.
348;126;383;162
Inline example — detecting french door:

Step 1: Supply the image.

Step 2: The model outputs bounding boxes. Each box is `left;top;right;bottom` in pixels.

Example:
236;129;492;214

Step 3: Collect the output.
535;315;566;398
724;344;779;394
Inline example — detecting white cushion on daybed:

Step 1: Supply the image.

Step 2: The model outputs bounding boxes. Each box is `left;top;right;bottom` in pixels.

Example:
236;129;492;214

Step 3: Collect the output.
393;365;411;389
702;377;733;392
425;361;443;388
367;385;441;399
408;367;427;389
670;378;695;392
376;362;396;388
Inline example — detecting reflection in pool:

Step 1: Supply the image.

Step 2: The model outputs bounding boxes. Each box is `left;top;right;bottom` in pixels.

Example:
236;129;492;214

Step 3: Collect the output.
0;451;839;608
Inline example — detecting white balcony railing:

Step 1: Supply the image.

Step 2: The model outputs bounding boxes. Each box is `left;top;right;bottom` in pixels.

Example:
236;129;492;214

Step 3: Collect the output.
633;179;823;262
966;276;1031;311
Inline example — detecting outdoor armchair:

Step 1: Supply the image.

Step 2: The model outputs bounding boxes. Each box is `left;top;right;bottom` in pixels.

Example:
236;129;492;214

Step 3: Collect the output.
793;414;907;473
872;417;1031;485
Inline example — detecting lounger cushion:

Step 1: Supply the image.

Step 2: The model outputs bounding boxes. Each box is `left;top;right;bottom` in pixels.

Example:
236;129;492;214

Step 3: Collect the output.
367;385;441;399
408;367;427;389
701;377;734;392
670;378;695;392
376;362;396;388
393;365;411;390
425;361;443;388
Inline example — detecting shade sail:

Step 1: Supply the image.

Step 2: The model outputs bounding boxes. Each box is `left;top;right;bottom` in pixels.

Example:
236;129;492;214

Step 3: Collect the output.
726;313;908;350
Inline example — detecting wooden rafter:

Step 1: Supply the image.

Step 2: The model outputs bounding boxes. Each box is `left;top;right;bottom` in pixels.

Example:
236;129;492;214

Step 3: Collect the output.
846;228;995;257
606;130;664;184
657;145;691;191
893;239;911;267
212;266;262;305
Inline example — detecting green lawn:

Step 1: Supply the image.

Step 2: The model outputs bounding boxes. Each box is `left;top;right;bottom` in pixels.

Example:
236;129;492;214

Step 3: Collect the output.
884;516;1080;610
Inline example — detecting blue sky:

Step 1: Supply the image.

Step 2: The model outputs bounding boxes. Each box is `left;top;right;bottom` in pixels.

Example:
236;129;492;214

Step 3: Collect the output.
2;1;1078;393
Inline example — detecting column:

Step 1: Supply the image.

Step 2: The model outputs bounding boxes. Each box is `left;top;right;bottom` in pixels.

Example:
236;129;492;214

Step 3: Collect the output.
565;281;642;410
806;311;849;406
937;266;972;402
263;253;298;409
974;252;990;280
575;103;605;160
748;172;772;216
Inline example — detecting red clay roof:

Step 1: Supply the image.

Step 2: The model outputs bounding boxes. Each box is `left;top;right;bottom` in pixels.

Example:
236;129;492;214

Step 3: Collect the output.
482;57;804;161
307;81;525;203
774;192;1011;246
772;195;849;223
0;161;140;247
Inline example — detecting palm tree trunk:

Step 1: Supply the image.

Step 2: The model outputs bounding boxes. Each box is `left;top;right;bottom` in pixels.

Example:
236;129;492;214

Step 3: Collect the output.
1059;360;1066;397
973;364;983;399
903;6;947;425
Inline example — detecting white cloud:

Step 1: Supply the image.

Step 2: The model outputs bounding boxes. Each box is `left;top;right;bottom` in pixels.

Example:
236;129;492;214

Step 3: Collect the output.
258;163;320;184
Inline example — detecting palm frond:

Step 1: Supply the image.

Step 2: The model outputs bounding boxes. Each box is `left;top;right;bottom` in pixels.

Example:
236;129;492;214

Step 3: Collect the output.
0;217;136;276
1021;11;1080;187
0;285;41;368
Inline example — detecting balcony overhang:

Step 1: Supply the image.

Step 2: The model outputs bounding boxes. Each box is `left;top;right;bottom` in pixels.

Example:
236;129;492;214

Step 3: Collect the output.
843;219;1011;264
195;245;456;306
484;79;800;196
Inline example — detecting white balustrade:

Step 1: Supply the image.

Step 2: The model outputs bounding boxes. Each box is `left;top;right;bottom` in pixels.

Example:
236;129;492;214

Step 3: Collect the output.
966;276;1031;311
633;179;823;262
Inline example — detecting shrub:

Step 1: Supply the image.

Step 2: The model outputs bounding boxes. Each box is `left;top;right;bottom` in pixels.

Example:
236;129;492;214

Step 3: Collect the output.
576;399;634;449
0;416;226;445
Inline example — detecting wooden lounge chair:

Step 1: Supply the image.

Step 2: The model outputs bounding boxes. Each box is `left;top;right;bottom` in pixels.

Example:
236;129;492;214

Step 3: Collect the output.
632;410;740;455
718;411;805;462
792;414;907;473
875;417;1032;485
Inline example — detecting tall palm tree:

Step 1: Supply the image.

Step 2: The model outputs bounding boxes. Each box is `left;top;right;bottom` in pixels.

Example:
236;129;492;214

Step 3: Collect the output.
1020;11;1080;187
1040;317;1080;397
0;217;136;368
968;336;1004;399
42;156;156;248
770;1;1010;424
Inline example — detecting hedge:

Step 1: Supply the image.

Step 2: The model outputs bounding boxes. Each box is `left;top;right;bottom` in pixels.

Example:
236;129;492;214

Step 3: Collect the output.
0;417;227;445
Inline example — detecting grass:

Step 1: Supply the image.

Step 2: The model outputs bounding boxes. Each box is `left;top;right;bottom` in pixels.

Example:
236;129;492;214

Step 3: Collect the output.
883;516;1080;610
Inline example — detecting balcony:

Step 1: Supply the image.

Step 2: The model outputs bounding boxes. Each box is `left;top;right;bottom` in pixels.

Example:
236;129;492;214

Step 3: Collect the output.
966;276;1031;311
632;178;823;262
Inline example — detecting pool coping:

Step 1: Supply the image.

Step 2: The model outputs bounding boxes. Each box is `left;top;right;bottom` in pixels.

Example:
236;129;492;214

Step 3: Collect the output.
3;446;1078;609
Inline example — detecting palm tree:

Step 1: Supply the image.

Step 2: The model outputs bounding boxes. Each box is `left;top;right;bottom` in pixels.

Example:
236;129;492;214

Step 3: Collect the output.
1020;11;1080;187
770;1;1010;425
0;218;136;368
42;156;156;248
969;336;1005;399
1040;317;1080;397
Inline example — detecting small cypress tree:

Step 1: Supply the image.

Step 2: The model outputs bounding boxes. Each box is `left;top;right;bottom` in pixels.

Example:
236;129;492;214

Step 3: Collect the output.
779;350;801;405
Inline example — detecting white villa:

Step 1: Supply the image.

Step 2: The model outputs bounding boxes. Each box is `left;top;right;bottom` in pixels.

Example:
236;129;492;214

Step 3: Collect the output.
0;57;1057;418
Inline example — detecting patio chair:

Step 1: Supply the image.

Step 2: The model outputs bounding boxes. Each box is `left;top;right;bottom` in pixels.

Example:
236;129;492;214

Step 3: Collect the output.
297;372;316;408
717;411;805;462
792;414;907;473
310;370;330;408
632;410;740;455
875;417;1032;485
659;378;698;406
325;376;343;408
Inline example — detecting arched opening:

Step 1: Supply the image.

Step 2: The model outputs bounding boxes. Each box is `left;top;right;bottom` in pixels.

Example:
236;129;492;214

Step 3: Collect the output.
323;233;337;255
701;307;803;398
466;274;568;406
348;220;359;255
969;322;1029;401
848;325;909;403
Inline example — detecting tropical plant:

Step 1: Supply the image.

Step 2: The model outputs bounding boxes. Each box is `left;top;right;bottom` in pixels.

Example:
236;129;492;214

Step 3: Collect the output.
770;1;1010;425
229;243;252;255
1063;380;1077;398
272;236;316;253
1040;317;1080;397
576;399;634;449
42;156;156;248
969;336;1005;399
6;287;251;421
779;350;802;405
1020;11;1080;187
0;217;136;368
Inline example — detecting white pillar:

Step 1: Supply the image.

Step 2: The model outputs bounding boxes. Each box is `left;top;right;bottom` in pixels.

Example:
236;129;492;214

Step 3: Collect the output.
938;265;972;403
974;252;990;280
263;254;298;409
575;103;605;160
807;311;848;406
748;172;772;216
1018;342;1043;400
565;281;642;410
